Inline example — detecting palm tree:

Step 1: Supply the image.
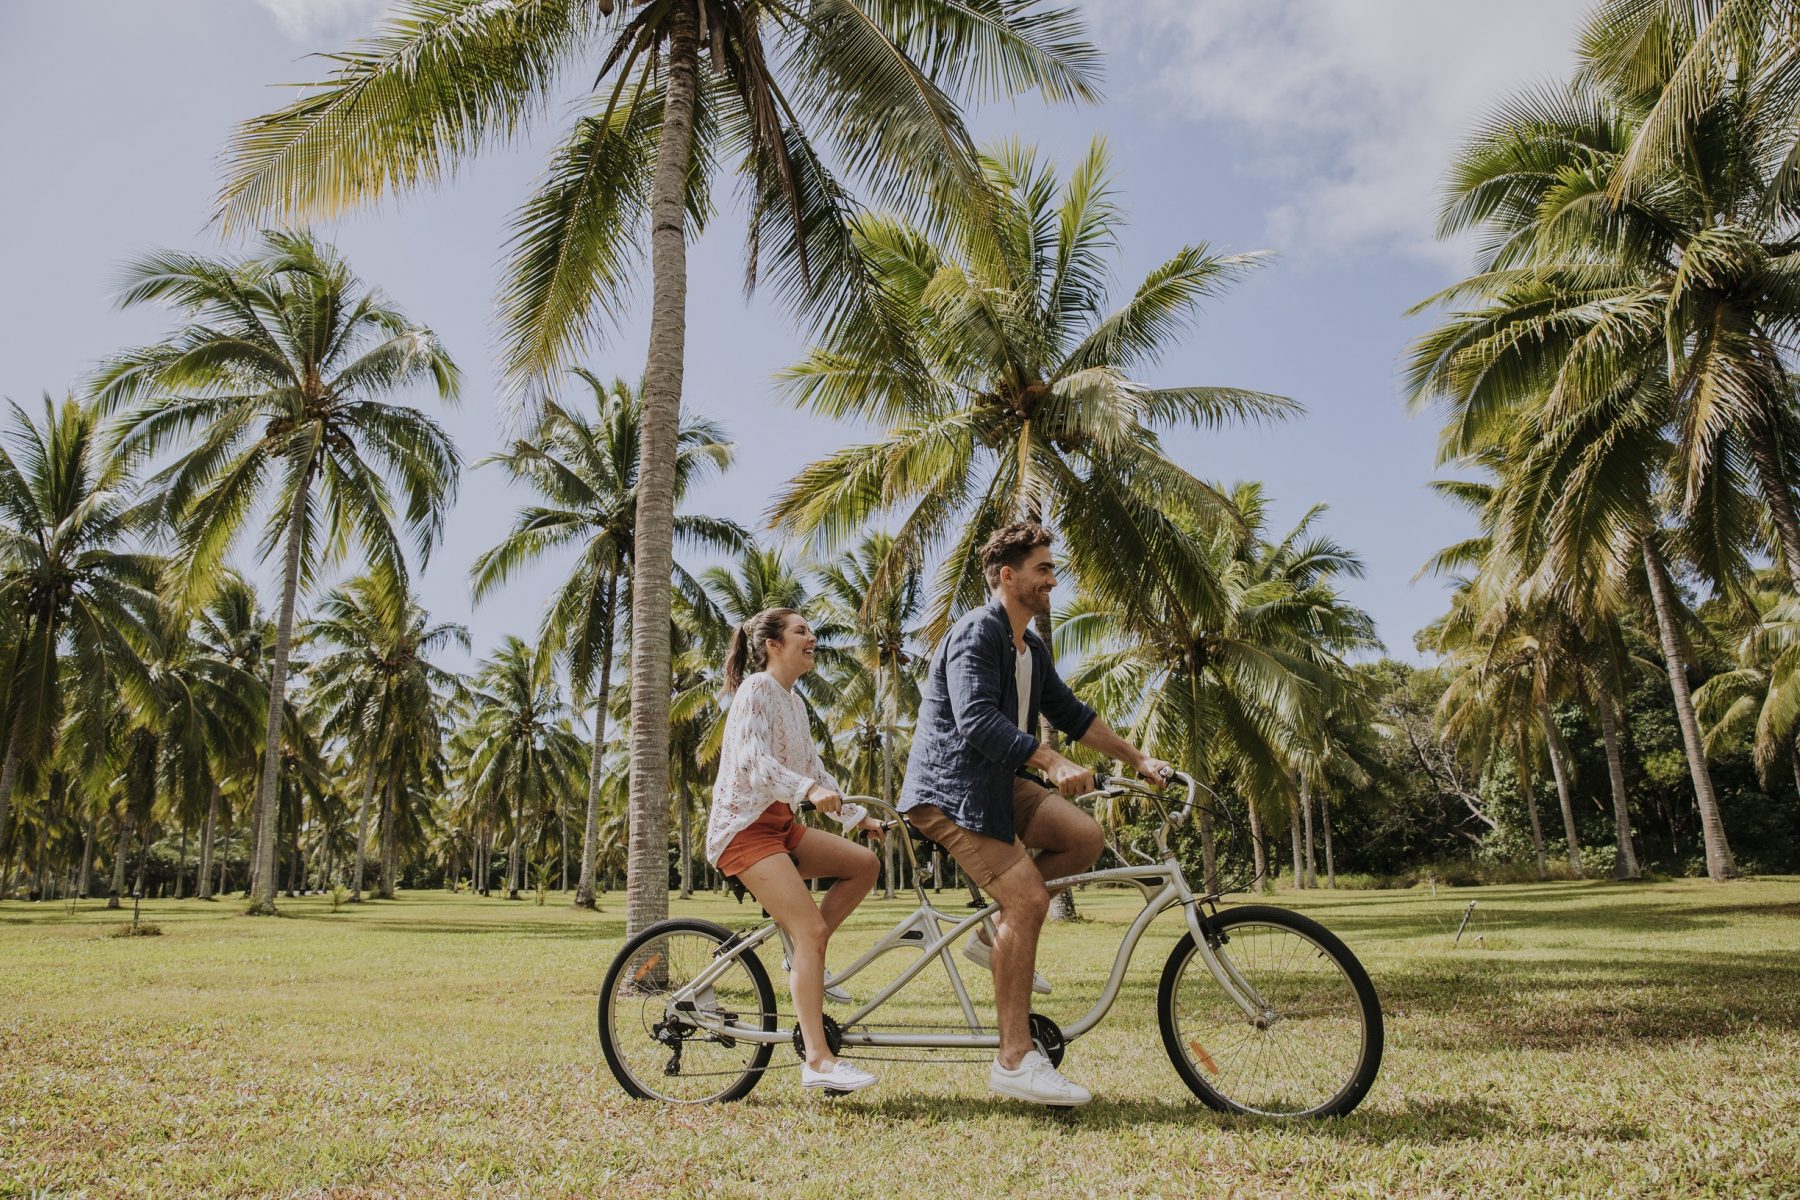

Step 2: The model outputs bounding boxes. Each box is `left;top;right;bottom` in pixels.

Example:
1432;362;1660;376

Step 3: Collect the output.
773;138;1296;644
471;371;740;909
815;533;922;896
217;0;1101;942
1696;575;1800;793
461;637;583;901
306;574;468;901
0;397;158;889
94;231;460;914
1059;485;1378;894
189;576;270;900
1404;57;1781;879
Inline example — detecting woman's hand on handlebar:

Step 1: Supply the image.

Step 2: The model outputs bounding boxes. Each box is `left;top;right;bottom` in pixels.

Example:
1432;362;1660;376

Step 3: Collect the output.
856;815;885;840
805;783;843;814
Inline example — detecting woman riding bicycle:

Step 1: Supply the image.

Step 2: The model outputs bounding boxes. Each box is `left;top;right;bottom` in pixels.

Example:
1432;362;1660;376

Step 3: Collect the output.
705;606;885;1095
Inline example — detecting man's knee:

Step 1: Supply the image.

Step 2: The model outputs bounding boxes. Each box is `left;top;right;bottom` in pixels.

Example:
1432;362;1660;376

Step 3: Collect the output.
993;871;1049;925
1071;813;1104;869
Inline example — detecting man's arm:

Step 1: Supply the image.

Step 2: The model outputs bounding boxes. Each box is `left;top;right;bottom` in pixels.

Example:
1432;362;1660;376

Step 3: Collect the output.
1026;714;1173;797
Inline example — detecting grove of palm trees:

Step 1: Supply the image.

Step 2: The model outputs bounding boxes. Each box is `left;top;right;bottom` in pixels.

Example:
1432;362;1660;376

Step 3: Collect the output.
4;1;1800;1196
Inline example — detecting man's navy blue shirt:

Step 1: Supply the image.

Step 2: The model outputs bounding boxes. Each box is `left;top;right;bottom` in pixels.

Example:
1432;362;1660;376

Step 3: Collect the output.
898;597;1097;843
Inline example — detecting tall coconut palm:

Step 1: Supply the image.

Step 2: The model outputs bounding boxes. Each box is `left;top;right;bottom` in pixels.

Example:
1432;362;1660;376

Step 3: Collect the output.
1404;60;1782;879
217;0;1101;942
773;138;1296;643
1059;485;1378;894
471;371;740;909
94;231;460;914
814;532;922;896
306;574;468;901
0;397;159;888
1696;575;1800;791
189;576;270;900
461;637;583;901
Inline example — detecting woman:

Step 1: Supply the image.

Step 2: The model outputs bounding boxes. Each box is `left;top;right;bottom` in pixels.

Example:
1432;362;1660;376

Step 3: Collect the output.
706;606;884;1094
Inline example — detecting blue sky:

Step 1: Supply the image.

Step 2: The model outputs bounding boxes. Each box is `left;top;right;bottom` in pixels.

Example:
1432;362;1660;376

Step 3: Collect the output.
0;0;1587;671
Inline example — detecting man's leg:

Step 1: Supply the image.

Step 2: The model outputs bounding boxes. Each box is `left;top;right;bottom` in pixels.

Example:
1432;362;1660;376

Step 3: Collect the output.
1017;791;1104;890
981;855;1050;1069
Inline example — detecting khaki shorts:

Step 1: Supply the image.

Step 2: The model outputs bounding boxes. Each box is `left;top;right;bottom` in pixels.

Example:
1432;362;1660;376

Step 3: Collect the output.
905;776;1055;888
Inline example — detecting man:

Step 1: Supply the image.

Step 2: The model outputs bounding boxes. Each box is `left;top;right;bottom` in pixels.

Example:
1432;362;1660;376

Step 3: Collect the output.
899;521;1172;1106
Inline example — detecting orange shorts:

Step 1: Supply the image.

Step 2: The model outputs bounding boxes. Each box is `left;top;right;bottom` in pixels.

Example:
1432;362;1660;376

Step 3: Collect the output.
718;801;807;878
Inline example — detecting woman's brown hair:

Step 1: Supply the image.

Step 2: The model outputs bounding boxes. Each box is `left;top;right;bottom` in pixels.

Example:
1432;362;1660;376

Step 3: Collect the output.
724;607;800;692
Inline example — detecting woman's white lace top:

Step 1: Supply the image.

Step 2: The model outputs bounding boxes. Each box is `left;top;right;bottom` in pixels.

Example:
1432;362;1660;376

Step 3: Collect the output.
704;671;859;865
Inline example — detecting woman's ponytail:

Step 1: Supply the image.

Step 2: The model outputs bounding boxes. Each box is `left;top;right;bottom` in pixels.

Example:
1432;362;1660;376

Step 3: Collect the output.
724;621;754;693
722;606;800;693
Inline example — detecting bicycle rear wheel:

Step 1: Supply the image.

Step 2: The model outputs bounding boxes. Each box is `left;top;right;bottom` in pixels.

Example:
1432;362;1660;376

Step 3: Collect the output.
599;918;777;1103
1158;905;1382;1118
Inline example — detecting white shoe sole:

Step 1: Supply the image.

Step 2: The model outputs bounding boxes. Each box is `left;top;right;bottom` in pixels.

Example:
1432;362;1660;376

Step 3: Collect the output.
987;1076;1091;1107
803;1073;879;1094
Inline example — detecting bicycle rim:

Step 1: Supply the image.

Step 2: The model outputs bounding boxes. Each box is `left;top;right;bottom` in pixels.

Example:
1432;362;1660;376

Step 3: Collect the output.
600;921;775;1103
1160;908;1381;1117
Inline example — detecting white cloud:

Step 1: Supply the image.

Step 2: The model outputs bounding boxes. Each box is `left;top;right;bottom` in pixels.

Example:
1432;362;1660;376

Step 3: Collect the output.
1095;0;1587;264
256;0;393;39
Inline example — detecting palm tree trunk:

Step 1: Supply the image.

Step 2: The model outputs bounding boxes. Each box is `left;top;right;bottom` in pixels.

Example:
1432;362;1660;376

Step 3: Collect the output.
249;471;312;916
108;813;130;909
197;785;219;900
509;792;524;900
1288;792;1304;887
576;569;618;910
1745;410;1800;594
1300;774;1318;887
1790;738;1800;805
678;776;694;900
0;728;25;881
175;823;188;899
78;813;95;899
1321;797;1336;888
1537;699;1583;875
1514;752;1548;879
559;808;568;894
352;765;378;902
379;778;398;900
1246;798;1268;891
1642;539;1736;880
1594;689;1642;880
624;0;700;942
217;811;230;897
881;653;899;900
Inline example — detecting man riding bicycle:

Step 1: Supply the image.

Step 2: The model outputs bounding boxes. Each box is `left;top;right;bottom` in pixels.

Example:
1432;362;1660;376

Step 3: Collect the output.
899;521;1172;1107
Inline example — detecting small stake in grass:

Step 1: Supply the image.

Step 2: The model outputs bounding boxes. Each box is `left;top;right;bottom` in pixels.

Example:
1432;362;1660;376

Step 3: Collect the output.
1453;900;1478;946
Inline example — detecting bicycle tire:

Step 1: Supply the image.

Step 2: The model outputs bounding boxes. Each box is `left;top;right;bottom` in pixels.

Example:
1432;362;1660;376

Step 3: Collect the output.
599;918;777;1103
1157;905;1382;1118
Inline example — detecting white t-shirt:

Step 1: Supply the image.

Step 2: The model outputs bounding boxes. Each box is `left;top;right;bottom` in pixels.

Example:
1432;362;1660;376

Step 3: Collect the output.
1015;646;1032;731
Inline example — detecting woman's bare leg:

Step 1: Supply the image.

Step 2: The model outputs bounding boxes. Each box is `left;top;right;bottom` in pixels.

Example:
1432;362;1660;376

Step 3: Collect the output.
738;852;837;1068
792;827;881;937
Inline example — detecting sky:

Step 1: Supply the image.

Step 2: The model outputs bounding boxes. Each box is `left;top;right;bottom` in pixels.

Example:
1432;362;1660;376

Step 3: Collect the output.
0;0;1589;673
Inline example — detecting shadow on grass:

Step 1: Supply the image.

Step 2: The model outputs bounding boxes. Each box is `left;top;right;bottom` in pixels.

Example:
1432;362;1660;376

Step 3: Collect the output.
281;915;626;941
769;1091;1518;1143
1382;948;1800;1050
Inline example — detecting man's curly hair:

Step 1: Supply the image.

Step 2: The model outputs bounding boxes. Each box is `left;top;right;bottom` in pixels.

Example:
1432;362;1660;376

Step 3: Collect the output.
979;521;1053;588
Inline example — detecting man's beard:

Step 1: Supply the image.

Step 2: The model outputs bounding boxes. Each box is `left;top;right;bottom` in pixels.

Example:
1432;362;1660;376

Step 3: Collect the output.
1022;586;1052;616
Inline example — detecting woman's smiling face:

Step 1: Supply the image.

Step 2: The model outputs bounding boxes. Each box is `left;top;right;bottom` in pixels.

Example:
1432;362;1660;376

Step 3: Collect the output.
768;612;818;676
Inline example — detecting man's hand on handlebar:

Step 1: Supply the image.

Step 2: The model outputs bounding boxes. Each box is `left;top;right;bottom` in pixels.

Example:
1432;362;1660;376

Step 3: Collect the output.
1043;752;1095;798
1135;754;1176;787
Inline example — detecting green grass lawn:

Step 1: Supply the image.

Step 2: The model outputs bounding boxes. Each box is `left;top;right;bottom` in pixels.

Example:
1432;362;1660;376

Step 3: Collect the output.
4;877;1799;1198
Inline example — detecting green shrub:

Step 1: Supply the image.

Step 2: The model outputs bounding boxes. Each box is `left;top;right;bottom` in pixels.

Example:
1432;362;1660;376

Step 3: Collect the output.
328;885;349;912
106;922;162;938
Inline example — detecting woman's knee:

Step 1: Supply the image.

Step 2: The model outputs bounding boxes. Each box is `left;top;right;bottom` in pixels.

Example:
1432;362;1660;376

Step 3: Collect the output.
850;845;880;882
788;910;830;955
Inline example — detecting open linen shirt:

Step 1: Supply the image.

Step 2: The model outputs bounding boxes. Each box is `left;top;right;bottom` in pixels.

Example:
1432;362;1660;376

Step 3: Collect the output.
704;671;861;865
898;598;1097;844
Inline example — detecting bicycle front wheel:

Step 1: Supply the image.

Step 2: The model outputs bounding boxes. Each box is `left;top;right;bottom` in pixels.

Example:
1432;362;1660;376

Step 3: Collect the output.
599;918;778;1103
1158;905;1382;1118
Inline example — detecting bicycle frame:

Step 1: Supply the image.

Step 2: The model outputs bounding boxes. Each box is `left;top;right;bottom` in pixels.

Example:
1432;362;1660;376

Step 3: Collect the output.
670;779;1277;1051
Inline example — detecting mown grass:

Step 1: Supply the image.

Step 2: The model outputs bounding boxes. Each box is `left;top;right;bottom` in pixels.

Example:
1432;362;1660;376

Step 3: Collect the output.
3;876;1798;1198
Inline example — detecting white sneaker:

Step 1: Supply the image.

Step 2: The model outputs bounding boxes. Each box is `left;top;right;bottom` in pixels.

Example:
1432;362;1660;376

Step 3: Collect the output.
801;1058;879;1093
783;957;852;1004
988;1049;1091;1107
962;934;1052;995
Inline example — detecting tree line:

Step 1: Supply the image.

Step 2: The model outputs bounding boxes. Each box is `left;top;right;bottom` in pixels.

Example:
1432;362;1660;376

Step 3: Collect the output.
7;1;1800;916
